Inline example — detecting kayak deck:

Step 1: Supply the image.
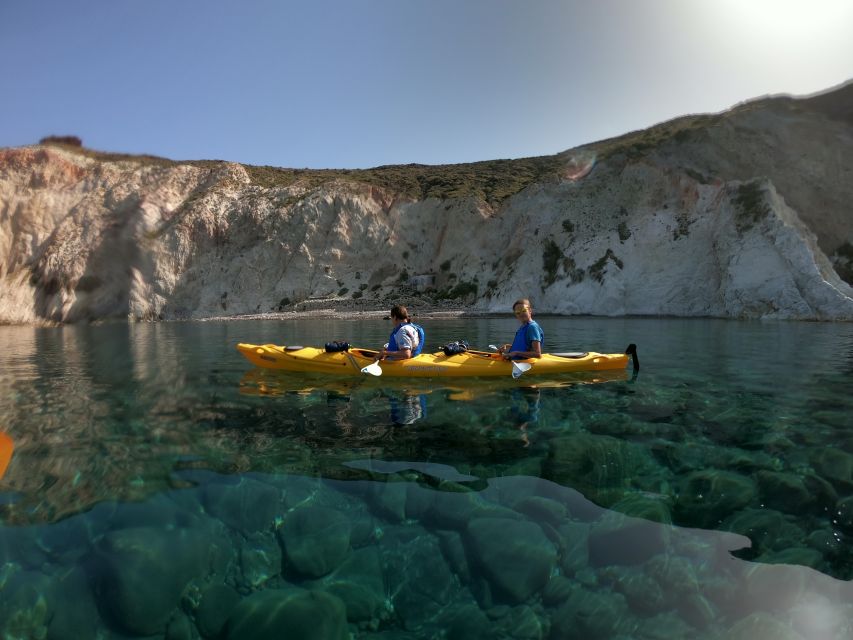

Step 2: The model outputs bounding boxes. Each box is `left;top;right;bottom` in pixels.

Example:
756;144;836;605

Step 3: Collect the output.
236;343;634;378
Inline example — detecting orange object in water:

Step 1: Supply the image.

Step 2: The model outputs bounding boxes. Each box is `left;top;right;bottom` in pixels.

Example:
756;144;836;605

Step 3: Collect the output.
0;432;13;480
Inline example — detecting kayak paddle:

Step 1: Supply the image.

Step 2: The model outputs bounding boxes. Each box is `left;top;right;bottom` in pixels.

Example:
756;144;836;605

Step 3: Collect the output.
361;360;383;376
489;344;532;377
511;361;532;379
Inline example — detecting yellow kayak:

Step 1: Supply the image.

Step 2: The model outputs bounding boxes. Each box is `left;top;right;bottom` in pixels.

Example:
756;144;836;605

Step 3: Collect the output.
236;343;638;378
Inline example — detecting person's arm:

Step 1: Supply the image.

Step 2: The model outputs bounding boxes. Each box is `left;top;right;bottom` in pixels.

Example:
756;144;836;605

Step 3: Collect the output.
381;346;412;360
381;327;415;360
505;340;541;359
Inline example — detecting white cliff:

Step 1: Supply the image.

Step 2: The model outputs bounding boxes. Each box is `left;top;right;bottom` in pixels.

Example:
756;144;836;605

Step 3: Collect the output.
1;85;852;324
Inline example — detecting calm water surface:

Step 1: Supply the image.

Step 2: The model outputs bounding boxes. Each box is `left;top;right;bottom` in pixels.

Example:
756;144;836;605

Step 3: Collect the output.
1;317;852;639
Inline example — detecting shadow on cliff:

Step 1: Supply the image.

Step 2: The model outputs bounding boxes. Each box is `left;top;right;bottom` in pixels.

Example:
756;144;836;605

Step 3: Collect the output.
30;192;148;323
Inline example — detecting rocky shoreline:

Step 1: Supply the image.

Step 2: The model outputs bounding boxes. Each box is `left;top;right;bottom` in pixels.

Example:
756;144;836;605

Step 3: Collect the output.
2;85;853;324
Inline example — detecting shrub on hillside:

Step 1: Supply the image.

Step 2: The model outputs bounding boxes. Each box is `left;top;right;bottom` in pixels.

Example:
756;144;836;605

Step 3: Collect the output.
40;135;83;147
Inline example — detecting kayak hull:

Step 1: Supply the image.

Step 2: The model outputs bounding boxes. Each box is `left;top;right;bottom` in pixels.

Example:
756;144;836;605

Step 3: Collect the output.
236;343;631;378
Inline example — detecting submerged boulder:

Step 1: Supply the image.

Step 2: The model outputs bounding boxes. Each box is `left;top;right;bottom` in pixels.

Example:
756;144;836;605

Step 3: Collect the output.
223;588;348;640
279;506;351;578
465;518;557;604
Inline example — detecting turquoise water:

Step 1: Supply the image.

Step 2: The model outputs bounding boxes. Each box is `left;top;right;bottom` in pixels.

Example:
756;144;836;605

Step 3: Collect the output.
1;317;852;639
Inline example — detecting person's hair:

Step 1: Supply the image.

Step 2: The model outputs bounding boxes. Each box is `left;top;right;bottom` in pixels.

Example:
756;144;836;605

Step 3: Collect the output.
390;305;410;321
512;299;532;311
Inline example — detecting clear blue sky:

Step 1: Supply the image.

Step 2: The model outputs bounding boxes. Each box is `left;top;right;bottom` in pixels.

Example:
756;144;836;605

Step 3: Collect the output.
2;0;852;169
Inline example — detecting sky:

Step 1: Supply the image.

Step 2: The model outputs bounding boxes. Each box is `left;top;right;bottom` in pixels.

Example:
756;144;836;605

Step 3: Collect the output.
1;0;852;169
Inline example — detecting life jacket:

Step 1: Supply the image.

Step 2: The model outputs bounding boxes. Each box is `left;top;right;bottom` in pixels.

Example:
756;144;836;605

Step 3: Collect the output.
510;320;544;354
388;322;425;356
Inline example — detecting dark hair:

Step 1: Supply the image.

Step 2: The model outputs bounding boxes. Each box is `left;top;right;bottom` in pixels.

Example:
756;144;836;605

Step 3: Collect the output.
512;298;532;311
390;305;410;321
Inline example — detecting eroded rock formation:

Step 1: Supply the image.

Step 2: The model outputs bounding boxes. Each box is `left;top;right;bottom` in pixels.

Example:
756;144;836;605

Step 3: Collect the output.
2;84;852;323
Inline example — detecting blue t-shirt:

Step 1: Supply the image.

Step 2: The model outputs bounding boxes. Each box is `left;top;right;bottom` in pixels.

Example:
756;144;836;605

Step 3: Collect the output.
510;320;544;354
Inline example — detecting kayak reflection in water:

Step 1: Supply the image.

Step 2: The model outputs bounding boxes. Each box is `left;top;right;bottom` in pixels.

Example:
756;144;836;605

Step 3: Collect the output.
390;391;428;426
0;431;14;481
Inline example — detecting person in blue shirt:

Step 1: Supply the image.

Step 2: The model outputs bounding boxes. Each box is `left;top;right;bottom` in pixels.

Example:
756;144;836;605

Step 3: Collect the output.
378;305;425;360
497;298;544;360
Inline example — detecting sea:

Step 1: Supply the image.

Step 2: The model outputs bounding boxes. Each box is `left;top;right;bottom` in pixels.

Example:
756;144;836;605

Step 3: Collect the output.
0;316;852;639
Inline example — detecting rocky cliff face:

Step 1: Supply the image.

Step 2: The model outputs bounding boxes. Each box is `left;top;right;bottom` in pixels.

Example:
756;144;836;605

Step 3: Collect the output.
2;85;852;323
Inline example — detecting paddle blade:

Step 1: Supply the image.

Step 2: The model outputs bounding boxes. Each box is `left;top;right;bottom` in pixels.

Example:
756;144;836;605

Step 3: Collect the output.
361;361;383;376
488;344;499;351
511;362;532;379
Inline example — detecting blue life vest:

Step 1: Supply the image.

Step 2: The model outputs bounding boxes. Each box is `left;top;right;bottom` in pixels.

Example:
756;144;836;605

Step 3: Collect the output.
388;322;425;356
510;321;544;354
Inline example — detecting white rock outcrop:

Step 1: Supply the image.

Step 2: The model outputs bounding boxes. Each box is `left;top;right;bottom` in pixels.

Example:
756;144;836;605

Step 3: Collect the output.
1;87;852;323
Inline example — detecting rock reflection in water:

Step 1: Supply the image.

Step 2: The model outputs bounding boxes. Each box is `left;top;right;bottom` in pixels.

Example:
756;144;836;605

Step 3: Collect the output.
1;470;851;639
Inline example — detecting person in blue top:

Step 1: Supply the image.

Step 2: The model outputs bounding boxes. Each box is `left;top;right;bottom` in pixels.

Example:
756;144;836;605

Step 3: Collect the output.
378;305;425;360
497;298;544;360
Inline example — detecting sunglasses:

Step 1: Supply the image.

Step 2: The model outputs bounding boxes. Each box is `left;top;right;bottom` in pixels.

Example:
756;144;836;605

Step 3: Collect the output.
513;307;529;315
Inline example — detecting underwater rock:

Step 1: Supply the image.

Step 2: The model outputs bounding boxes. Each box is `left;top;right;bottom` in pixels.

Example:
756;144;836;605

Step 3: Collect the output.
557;521;590;575
280;506;351;578
756;547;824;569
96;495;204;531
722;508;805;555
90;526;212;636
608;493;672;525
677;592;717;631
240;532;283;589
367;480;409;522
466;518;557;604
441;603;492;640
542;575;575;606
674;469;757;528
46;567;101;640
544;433;658;501
0;526;48;568
202;477;283;534
809;448;853;487
588;509;669;567
348;512;382;549
404;483;436;520
790;592;851;639
603;569;667;615
726;612;806;640
754;471;813;513
0;569;53;640
835;495;853;532
509;496;569;528
500;604;547;640
436;529;472;583
381;530;457;630
281;476;324;509
633;612;697;640
644;554;701;601
223;588;348;640
741;562;815;614
549;585;631;639
315;547;386;623
196;583;241;638
165;611;193;640
35;516;99;565
800;472;839;513
425;487;522;530
805;529;843;557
